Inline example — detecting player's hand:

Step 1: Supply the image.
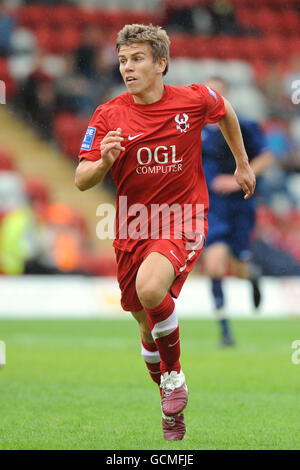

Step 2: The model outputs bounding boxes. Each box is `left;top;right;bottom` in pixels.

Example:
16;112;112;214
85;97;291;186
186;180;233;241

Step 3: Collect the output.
100;128;125;168
234;163;256;199
211;174;241;195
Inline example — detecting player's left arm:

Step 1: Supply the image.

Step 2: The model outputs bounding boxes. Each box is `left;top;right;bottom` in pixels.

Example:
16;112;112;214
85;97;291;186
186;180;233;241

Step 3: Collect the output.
217;98;256;199
211;128;274;195
250;150;274;176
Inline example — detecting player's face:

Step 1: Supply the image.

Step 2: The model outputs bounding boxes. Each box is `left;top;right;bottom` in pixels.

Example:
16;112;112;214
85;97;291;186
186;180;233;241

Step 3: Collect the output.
118;42;165;98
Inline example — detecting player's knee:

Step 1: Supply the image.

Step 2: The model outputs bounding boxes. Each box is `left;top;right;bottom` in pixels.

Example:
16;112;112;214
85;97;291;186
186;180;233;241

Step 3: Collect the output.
205;258;226;278
204;244;229;277
136;280;166;309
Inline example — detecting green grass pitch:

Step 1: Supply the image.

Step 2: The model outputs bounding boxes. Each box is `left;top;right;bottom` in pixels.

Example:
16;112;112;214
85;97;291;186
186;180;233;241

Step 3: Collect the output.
0;318;299;450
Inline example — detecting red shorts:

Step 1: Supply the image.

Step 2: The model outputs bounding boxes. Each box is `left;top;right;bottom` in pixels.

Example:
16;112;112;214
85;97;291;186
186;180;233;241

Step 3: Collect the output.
114;238;205;312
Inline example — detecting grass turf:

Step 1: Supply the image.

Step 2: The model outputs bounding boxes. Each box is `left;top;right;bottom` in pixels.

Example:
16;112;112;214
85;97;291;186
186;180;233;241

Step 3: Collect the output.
0;318;299;450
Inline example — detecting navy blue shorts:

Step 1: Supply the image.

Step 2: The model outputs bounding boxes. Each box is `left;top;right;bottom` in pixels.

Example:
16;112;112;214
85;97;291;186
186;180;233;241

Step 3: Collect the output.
205;193;256;261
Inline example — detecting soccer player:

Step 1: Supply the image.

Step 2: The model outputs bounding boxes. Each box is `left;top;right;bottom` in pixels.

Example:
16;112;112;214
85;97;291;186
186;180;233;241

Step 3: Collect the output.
201;77;273;346
75;24;256;440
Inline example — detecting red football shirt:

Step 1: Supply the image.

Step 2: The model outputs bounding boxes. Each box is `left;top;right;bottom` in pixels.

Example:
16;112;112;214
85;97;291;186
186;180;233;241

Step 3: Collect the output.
78;84;226;252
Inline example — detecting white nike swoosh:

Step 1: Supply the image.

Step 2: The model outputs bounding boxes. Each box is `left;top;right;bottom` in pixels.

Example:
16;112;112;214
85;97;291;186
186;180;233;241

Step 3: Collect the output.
170;250;181;263
168;338;180;348
128;133;144;141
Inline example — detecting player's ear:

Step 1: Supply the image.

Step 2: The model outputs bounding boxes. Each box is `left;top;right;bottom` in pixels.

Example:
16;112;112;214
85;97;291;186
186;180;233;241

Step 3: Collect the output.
157;58;167;75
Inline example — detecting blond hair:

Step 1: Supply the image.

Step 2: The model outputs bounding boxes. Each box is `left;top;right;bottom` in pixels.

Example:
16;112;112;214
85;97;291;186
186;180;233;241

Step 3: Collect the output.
116;24;170;76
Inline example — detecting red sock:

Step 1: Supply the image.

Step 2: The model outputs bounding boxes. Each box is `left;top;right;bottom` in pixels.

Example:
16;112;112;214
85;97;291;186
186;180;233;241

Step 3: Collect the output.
144;293;181;375
141;339;161;386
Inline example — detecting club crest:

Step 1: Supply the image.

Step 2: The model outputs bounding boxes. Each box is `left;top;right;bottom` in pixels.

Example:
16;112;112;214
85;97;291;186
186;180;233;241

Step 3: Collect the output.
175;113;190;133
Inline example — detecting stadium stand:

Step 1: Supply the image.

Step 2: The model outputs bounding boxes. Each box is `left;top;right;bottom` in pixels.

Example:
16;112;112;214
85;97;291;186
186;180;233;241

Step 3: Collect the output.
0;105;116;276
0;0;299;276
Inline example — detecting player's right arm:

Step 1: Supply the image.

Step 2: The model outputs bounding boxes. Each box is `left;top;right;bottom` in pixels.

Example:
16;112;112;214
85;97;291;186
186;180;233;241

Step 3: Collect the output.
75;129;125;191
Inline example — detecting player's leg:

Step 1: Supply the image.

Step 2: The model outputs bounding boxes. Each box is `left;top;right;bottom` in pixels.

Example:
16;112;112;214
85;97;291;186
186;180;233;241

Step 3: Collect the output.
202;242;235;346
131;309;161;386
133;308;186;442
115;248;162;386
230;257;262;310
230;203;261;310
136;252;180;375
136;251;188;418
203;241;228;308
249;263;262;309
203;201;235;345
116;246;186;440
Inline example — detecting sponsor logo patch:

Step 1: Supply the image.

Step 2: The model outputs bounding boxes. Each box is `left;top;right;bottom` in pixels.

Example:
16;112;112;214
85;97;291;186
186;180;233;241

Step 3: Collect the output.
81;126;96;150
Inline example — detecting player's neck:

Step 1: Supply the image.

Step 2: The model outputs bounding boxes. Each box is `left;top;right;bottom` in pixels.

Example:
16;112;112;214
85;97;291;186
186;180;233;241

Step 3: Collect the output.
131;82;165;105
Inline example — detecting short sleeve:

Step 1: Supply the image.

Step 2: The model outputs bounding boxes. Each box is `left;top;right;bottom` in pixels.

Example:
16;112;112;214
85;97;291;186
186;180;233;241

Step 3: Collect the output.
78;106;109;162
203;85;226;124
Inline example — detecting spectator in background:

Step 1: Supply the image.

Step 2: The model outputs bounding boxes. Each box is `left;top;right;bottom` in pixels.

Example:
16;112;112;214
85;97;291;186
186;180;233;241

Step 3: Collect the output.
257;117;299;207
264;117;299;171
165;0;242;36
0;151;40;275
208;0;240;36
0;150;27;217
260;62;285;117
17;56;55;139
0;0;15;57
90;46;124;106
0;202;40;275
253;207;300;276
253;236;300;277
166;3;196;33
0;149;88;275
25;182;89;275
36;203;85;275
55;30;122;116
55;52;95;115
165;0;214;34
75;26;104;80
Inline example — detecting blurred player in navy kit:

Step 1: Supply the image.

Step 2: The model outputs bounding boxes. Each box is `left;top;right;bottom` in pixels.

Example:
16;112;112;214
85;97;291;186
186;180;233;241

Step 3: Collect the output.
201;77;273;346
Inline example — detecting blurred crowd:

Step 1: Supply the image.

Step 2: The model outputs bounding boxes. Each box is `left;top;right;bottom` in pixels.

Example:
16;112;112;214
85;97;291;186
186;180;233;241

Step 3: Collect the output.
0;148;85;275
0;148;118;276
0;0;300;276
